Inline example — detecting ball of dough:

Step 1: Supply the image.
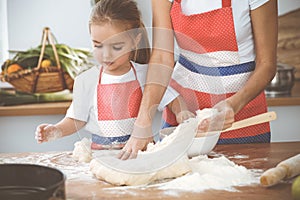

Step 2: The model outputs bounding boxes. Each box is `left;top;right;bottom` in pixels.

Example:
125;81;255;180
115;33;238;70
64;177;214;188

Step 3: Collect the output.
72;138;92;163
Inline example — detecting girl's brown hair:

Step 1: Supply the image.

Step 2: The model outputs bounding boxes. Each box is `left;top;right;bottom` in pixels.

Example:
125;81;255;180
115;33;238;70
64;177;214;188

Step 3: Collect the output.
89;0;150;64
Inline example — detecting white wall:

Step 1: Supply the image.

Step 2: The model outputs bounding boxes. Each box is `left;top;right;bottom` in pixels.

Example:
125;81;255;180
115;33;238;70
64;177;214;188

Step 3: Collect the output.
0;0;9;64
278;0;300;15
268;106;300;142
5;0;152;54
0;115;80;153
6;0;92;52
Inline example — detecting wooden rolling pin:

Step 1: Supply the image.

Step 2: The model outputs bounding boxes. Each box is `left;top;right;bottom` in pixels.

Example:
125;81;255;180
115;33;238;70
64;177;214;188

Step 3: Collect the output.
260;154;300;187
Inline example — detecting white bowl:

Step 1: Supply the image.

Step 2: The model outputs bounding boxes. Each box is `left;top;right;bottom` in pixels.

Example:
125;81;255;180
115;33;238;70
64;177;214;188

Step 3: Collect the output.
159;127;220;157
187;132;220;157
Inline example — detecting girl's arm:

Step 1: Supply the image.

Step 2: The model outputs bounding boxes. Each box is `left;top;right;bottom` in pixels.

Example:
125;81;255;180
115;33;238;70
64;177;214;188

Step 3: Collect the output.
118;0;174;160
35;117;86;143
55;117;87;136
198;0;278;132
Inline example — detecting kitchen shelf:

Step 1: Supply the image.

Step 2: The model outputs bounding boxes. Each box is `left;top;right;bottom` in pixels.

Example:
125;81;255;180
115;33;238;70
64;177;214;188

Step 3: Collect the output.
266;79;300;106
0;101;71;116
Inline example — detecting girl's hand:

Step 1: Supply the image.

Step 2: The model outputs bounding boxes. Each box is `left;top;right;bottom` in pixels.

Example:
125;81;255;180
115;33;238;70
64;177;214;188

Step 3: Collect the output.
176;110;195;124
118;122;154;160
35;124;62;143
117;136;153;160
196;101;235;137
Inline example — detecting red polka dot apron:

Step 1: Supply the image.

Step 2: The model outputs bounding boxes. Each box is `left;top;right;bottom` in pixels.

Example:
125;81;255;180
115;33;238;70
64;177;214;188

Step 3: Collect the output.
163;0;270;144
92;66;143;149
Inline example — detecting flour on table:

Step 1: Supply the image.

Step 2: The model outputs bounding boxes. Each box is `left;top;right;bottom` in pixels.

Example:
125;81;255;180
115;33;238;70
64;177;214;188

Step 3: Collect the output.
155;155;260;193
0;152;96;182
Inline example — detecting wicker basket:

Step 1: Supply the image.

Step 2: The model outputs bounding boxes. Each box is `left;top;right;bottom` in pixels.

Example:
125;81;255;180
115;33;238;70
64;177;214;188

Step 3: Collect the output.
1;27;74;94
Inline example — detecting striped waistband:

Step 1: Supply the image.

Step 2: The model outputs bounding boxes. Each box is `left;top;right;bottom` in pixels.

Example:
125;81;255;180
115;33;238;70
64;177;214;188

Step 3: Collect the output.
92;134;130;145
178;55;255;76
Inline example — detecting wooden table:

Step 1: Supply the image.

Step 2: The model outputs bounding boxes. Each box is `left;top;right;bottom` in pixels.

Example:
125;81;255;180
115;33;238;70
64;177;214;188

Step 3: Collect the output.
1;142;299;200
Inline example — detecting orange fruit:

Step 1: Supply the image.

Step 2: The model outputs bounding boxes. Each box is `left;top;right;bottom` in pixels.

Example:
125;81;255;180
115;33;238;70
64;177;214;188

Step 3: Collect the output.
41;59;52;68
6;64;23;74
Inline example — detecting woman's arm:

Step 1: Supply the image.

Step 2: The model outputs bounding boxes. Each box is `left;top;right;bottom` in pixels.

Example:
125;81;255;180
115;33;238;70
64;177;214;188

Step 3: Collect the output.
118;0;175;160
168;95;195;123
134;0;175;133
198;0;278;132
227;0;278;113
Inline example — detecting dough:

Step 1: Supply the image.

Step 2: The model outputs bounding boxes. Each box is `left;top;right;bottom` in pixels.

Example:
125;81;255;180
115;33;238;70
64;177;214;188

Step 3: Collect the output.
90;158;155;186
76;109;217;186
72;138;190;186
72;137;92;163
89;114;199;186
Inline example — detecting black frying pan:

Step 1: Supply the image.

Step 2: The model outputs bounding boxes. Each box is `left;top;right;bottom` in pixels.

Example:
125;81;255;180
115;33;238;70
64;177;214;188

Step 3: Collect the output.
0;164;65;200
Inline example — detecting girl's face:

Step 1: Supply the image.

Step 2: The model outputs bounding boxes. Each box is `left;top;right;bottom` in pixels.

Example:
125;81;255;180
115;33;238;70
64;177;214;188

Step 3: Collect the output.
91;23;135;75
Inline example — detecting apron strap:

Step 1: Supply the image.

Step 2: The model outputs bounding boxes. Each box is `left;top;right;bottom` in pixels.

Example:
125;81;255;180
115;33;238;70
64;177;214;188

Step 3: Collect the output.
98;64;138;84
222;0;231;7
99;67;104;84
175;0;230;7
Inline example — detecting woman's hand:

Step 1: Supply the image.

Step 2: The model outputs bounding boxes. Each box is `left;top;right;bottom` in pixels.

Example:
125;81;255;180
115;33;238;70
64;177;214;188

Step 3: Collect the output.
196;100;235;137
176;110;195;124
35;124;62;143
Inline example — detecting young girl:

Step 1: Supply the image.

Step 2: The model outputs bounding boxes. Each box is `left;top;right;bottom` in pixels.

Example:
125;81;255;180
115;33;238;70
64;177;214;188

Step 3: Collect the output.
35;0;193;152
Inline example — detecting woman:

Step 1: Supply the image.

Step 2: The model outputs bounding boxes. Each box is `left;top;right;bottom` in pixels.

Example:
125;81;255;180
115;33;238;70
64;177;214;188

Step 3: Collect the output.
119;0;278;160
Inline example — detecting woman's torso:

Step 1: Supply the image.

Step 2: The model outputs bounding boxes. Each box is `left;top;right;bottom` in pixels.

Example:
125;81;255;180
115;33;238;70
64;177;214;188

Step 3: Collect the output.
163;0;271;143
170;0;269;64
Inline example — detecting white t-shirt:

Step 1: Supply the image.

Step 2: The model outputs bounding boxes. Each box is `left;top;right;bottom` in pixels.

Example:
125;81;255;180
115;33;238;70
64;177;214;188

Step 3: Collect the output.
169;0;269;63
66;61;178;134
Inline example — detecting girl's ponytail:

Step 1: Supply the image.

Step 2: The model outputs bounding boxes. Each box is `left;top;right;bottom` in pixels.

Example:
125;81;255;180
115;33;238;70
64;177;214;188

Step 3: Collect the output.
132;22;150;64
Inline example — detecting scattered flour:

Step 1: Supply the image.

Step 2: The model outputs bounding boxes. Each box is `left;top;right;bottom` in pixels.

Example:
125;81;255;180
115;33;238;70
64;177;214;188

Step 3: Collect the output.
229;154;250;159
155;155;260;193
0;151;262;195
0;152;96;182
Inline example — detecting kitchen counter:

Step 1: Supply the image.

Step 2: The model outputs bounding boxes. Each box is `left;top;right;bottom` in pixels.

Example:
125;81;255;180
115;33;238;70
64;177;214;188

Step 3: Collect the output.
0;80;300;116
266;79;300;106
1;142;299;200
